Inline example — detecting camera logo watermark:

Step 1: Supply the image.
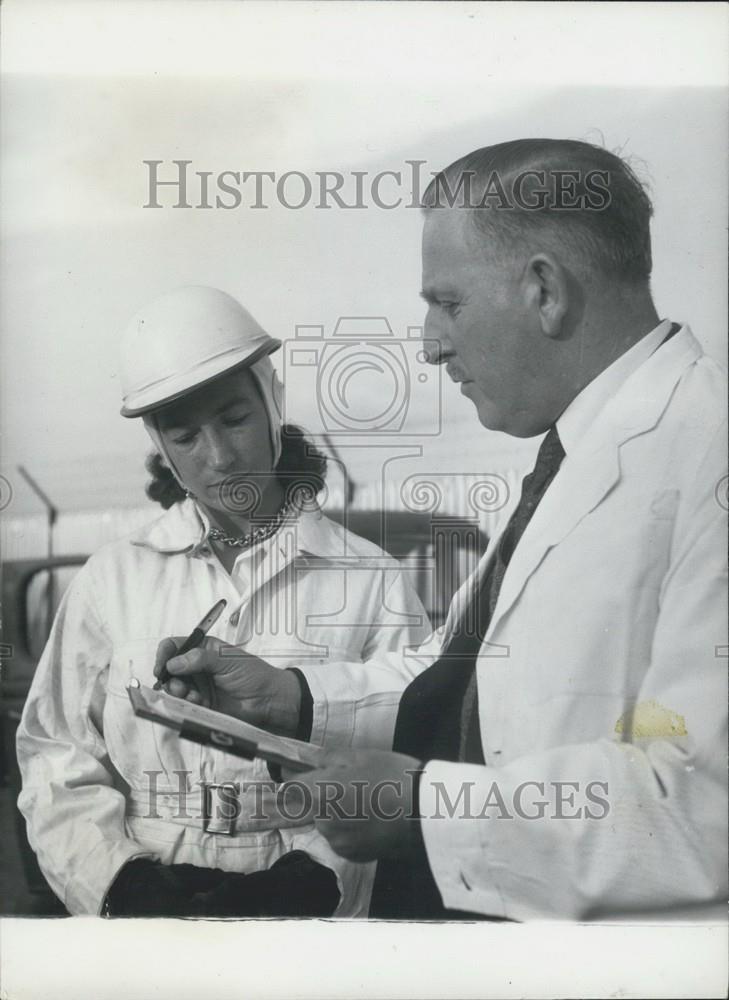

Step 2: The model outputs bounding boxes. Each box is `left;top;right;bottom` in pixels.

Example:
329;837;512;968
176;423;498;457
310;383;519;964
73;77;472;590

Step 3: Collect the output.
194;312;514;656
715;474;728;512
0;474;13;511
283;318;442;438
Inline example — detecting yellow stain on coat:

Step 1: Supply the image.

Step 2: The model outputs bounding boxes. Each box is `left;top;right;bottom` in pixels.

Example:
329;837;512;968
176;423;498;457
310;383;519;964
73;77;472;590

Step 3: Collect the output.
615;699;688;738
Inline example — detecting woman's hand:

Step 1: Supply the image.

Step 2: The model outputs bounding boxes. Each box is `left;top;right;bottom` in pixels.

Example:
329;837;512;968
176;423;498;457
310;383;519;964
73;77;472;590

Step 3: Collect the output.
154;636;302;736
154;637;218;707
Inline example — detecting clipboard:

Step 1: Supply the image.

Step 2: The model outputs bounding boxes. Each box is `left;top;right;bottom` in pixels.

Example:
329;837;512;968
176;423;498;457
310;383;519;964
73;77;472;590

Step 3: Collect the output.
127;679;325;773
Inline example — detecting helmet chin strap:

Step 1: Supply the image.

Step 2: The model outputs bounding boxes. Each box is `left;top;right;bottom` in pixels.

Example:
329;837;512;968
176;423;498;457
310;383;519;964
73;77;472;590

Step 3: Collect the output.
143;412;186;489
142;356;284;496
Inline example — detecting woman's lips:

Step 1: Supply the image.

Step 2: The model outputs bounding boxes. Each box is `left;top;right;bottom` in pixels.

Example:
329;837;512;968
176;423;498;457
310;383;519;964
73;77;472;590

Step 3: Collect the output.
209;477;245;491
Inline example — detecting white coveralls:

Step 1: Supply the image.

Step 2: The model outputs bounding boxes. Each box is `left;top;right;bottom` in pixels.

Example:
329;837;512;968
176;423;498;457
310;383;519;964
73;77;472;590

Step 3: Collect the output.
17;501;430;916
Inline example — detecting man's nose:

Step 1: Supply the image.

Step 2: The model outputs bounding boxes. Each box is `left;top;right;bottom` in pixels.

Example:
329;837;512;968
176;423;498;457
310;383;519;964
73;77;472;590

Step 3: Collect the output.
422;313;452;366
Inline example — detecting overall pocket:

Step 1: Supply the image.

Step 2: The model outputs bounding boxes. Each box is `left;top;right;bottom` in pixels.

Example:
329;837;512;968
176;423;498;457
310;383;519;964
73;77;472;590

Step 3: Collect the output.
103;638;202;792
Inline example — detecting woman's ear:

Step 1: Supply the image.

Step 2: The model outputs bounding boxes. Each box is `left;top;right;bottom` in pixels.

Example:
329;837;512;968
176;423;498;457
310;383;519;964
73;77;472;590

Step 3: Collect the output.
523;253;568;339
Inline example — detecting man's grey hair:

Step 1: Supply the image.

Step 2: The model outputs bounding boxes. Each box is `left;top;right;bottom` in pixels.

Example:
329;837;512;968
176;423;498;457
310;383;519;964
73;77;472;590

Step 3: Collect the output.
422;138;654;286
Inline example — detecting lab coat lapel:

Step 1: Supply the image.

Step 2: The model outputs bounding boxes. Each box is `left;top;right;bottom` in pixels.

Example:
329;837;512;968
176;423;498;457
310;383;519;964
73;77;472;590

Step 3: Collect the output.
486;440;621;634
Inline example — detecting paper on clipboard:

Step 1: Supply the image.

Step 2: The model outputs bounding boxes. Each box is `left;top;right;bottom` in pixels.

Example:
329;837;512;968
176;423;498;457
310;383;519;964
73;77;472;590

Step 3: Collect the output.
127;680;325;773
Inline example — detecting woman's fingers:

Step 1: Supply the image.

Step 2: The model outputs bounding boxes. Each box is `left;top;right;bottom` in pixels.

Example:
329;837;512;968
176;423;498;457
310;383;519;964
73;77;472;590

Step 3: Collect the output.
154;636;184;679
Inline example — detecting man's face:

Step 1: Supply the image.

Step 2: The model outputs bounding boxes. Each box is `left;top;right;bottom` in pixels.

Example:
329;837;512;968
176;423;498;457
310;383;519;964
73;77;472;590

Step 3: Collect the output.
155;367;274;513
421;207;546;437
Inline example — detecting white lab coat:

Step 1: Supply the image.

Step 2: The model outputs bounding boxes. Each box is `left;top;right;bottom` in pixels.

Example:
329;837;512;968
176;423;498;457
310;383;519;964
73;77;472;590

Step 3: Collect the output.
16;503;430;915
297;325;728;920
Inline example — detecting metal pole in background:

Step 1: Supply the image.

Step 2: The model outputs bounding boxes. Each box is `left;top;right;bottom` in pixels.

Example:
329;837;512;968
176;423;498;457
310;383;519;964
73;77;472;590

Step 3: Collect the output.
17;466;58;636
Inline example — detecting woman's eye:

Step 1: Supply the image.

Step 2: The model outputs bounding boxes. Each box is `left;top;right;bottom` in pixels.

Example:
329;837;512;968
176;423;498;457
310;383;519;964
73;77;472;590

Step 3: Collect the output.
172;432;198;446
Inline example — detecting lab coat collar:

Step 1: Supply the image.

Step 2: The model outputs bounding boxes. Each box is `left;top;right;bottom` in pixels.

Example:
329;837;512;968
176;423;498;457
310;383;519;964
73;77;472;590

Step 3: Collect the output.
556;319;673;455
482;324;702;638
130;497;346;560
594;323;702;439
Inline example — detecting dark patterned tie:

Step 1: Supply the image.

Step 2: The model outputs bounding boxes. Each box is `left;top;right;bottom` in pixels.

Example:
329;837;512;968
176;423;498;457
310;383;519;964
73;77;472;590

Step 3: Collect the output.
452;425;566;760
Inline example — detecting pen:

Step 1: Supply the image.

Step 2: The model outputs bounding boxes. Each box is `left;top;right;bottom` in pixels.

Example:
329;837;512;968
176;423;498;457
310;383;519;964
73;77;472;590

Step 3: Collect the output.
153;598;228;691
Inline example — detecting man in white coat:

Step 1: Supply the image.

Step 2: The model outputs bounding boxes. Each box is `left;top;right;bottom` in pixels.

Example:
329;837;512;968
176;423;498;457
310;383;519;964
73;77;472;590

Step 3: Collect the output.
159;138;728;921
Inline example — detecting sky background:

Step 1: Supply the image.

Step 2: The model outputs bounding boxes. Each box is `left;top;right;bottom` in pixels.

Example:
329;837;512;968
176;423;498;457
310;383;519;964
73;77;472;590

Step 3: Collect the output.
1;1;727;525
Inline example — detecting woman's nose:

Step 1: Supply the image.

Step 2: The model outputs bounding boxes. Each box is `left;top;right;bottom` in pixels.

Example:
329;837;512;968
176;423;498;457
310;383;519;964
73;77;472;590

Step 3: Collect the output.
205;430;235;471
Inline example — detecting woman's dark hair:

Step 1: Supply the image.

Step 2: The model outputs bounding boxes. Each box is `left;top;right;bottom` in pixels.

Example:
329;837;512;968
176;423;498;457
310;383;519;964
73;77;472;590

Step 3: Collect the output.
144;424;328;510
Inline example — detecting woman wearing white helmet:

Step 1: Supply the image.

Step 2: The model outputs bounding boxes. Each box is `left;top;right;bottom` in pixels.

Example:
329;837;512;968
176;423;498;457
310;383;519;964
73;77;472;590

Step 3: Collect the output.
17;286;430;918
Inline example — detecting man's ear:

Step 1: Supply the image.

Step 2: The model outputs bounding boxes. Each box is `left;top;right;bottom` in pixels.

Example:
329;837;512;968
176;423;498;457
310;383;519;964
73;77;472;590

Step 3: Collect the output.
523;253;568;338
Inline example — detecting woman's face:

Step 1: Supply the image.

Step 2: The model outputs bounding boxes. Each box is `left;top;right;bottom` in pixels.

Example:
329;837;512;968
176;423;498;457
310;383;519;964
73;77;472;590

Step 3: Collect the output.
155;367;275;516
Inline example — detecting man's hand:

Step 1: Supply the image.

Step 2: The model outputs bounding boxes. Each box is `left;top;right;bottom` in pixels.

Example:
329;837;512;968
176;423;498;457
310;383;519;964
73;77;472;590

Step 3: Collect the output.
154;636;302;737
283;749;423;862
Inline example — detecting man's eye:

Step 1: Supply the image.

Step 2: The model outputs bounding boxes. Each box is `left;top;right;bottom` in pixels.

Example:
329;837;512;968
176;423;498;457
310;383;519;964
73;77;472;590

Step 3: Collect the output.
441;302;460;316
224;415;249;427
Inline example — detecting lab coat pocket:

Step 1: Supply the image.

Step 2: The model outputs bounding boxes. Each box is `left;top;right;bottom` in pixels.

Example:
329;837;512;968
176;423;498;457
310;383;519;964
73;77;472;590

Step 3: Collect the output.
104;638;201;791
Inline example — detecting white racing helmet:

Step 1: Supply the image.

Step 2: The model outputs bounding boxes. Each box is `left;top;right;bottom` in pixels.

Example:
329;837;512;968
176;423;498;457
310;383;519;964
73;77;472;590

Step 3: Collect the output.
118;285;284;479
